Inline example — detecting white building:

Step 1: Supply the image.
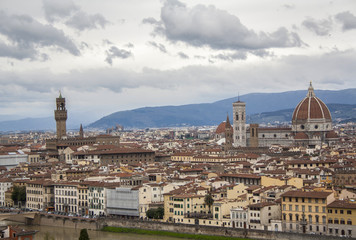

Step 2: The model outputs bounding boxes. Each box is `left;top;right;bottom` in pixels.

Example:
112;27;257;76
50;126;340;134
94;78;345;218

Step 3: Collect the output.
0;179;12;206
54;183;79;214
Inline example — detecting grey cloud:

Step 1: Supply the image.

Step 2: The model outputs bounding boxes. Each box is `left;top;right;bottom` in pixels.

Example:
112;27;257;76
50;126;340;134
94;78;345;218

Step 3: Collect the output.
125;43;134;48
194;55;206;59
177;52;189;59
0;40;37;60
0;49;355;117
43;0;110;31
0;11;80;60
211;52;247;61
302;17;333;36
210;49;273;62
65;11;110;31
335;11;356;31
103;39;114;45
142;17;161;25
105;46;132;65
282;4;295;10
151;0;303;51
43;0;79;22
148;41;167;53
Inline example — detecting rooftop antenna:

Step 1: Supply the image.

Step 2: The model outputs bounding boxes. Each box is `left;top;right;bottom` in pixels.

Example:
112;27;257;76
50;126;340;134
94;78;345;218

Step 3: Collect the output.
238;91;240;102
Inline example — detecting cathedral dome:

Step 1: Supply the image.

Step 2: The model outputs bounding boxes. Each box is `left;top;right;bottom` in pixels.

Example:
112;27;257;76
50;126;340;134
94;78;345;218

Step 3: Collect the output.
216;122;226;134
292;82;331;122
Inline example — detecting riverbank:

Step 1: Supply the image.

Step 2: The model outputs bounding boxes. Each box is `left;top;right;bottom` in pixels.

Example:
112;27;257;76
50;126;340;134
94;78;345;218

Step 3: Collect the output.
103;226;249;240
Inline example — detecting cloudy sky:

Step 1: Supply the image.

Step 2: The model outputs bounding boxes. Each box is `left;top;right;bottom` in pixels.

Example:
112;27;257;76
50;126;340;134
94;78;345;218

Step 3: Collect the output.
0;0;356;123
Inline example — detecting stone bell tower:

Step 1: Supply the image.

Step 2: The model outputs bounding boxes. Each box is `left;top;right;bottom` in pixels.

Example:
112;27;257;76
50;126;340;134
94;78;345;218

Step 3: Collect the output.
55;92;67;139
233;100;246;147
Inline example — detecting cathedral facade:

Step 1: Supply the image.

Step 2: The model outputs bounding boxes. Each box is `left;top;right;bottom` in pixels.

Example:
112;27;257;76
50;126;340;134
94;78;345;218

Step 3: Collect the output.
224;83;338;148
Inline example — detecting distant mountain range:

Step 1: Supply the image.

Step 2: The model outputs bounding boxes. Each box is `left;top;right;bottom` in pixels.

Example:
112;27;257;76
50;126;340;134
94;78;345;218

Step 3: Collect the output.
1;88;355;132
248;104;356;125
89;89;356;129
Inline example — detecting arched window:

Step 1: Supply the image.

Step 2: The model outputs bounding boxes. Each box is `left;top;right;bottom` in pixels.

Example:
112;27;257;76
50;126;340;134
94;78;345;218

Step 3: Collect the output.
340;218;345;224
347;219;352;225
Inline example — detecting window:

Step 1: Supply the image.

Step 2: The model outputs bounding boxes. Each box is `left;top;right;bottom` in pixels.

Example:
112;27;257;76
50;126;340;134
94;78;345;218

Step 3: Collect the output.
340;210;344;214
347;210;352;214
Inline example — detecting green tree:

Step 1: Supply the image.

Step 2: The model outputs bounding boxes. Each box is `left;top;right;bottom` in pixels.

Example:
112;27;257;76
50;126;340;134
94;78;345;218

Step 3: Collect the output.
146;207;164;219
11;186;26;206
204;193;214;213
43;232;55;240
79;229;90;240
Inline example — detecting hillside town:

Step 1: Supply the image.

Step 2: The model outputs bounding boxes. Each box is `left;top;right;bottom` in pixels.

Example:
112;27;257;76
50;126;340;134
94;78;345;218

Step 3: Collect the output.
0;84;355;238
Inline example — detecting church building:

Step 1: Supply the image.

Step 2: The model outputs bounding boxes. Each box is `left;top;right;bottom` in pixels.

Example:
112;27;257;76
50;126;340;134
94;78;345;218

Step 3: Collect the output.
218;83;338;149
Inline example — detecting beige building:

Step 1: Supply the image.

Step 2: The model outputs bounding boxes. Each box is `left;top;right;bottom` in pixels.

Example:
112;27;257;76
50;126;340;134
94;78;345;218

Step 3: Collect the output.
281;190;335;234
26;180;54;211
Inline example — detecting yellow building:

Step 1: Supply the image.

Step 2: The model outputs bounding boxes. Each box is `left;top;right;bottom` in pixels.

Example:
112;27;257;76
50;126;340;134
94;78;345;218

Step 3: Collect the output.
261;176;303;188
26;180;54;211
281;190;335;234
327;199;356;238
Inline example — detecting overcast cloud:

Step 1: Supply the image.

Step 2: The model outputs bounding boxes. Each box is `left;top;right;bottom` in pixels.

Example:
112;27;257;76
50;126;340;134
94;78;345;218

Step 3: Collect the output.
335;11;356;31
0;0;355;122
302;17;333;36
145;0;304;51
0;11;80;59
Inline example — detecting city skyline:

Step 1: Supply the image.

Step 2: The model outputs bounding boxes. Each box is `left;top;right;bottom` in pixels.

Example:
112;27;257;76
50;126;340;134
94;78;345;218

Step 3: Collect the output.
0;0;356;121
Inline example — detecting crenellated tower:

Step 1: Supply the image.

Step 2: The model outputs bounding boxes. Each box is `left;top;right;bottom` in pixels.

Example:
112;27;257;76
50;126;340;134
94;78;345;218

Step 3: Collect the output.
55;92;67;139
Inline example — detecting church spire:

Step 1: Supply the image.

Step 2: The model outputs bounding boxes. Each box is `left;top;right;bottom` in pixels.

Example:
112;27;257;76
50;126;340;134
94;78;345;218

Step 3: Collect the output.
307;81;315;97
79;124;84;138
59;90;62;99
226;113;232;128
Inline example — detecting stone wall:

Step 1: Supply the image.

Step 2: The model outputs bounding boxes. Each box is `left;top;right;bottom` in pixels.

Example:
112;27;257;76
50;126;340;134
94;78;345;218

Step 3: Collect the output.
102;218;347;240
34;214;348;240
35;214;98;230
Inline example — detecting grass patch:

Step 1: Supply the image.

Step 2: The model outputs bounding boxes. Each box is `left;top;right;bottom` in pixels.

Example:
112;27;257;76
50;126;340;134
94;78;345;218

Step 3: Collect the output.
102;226;249;240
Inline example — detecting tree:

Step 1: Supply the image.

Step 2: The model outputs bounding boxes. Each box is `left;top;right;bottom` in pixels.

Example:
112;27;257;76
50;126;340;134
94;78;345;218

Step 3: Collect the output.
146;207;164;219
204;193;214;213
79;229;90;240
43;232;55;240
11;186;26;207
